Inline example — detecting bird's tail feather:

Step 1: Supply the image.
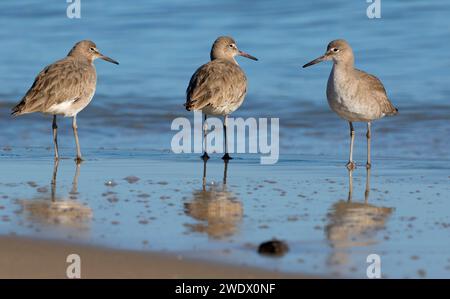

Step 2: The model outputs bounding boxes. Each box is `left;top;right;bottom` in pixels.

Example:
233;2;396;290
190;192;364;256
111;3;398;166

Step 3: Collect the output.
11;97;42;116
11;102;25;117
184;101;194;111
388;107;399;116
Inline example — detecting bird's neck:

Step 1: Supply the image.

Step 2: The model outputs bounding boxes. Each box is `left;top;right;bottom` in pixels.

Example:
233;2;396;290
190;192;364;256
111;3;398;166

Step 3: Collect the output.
333;54;354;69
67;54;93;65
211;56;238;65
331;62;355;83
332;60;354;74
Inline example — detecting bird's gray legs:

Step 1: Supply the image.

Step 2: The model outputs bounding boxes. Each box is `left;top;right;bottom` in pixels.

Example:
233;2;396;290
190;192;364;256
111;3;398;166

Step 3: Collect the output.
72;115;83;163
346;122;356;170
222;115;232;161
52;115;59;161
365;122;372;202
366;122;372;169
201;155;229;190
201;114;209;161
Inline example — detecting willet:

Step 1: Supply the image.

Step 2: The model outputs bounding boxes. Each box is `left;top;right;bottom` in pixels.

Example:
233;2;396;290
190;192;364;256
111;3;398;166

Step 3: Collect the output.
11;40;119;163
303;39;398;170
185;36;257;161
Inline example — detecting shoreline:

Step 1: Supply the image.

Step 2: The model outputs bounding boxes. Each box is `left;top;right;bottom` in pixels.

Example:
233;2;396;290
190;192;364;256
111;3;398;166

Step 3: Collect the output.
0;235;313;279
0;151;449;278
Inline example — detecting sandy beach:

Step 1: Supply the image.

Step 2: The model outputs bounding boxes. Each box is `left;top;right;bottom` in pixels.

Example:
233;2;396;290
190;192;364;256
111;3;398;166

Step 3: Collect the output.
0;235;308;279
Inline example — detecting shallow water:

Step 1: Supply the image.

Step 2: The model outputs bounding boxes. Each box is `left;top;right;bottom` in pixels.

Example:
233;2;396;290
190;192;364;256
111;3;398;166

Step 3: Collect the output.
1;150;449;278
0;1;449;159
0;1;449;278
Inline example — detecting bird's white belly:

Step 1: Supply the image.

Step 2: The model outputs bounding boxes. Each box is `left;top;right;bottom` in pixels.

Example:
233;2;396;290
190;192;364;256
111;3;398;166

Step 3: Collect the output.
47;92;95;117
47;100;77;116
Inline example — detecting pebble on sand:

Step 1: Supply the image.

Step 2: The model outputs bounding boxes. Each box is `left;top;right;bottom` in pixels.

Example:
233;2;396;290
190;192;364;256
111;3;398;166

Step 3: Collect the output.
258;239;289;257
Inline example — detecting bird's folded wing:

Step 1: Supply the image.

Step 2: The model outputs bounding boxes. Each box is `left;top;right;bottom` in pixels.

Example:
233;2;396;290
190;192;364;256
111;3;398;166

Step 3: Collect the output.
355;69;397;115
185;60;246;111
16;59;93;114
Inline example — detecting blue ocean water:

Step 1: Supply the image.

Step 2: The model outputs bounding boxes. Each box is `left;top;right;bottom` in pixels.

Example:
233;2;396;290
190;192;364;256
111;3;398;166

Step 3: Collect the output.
0;0;448;159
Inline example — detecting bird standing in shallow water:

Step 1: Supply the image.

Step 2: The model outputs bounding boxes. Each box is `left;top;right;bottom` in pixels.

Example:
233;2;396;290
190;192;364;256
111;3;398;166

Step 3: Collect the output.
185;36;257;161
303;39;398;170
12;40;119;163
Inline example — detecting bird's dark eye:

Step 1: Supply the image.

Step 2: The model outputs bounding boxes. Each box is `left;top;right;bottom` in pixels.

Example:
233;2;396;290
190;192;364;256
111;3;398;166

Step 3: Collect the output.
332;48;339;52
89;47;95;52
229;44;234;48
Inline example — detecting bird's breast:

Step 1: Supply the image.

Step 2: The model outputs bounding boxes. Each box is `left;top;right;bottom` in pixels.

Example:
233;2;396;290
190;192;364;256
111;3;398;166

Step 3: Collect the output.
326;68;372;121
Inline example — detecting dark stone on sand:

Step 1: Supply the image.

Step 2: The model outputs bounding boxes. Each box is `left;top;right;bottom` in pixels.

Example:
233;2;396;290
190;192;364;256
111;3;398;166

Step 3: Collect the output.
258;239;289;256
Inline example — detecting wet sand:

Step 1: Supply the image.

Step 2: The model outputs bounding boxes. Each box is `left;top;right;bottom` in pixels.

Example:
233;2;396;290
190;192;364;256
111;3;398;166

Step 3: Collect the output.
0;148;449;278
0;236;307;279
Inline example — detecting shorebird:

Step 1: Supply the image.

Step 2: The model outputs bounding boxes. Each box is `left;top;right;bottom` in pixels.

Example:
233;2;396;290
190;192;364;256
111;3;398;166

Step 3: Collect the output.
303;39;398;170
185;36;257;161
11;40;119;163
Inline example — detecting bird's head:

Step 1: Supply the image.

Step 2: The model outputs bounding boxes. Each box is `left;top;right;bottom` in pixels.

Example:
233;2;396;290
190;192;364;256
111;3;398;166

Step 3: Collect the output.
303;39;353;68
210;36;258;62
68;40;119;65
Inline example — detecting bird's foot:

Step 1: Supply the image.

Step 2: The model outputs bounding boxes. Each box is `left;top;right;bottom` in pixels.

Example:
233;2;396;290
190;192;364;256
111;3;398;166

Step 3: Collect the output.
346;161;356;171
75;156;84;164
222;153;233;161
366;162;371;170
201;152;210;162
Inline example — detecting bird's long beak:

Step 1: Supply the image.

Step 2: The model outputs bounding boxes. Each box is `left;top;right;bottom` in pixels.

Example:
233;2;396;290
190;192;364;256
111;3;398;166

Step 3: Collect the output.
302;53;329;68
100;53;119;65
239;50;258;61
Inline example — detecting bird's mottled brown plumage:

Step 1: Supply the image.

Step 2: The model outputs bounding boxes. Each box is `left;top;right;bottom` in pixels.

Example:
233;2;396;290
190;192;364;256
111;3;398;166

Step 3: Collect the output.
185;36;255;116
185;36;257;160
12;40;99;117
353;69;398;116
12;57;96;117
186;59;247;115
11;40;118;162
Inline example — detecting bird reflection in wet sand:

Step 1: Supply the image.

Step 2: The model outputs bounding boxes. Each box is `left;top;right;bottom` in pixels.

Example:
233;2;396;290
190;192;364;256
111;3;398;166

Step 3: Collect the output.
184;159;243;239
325;169;393;267
19;161;92;229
